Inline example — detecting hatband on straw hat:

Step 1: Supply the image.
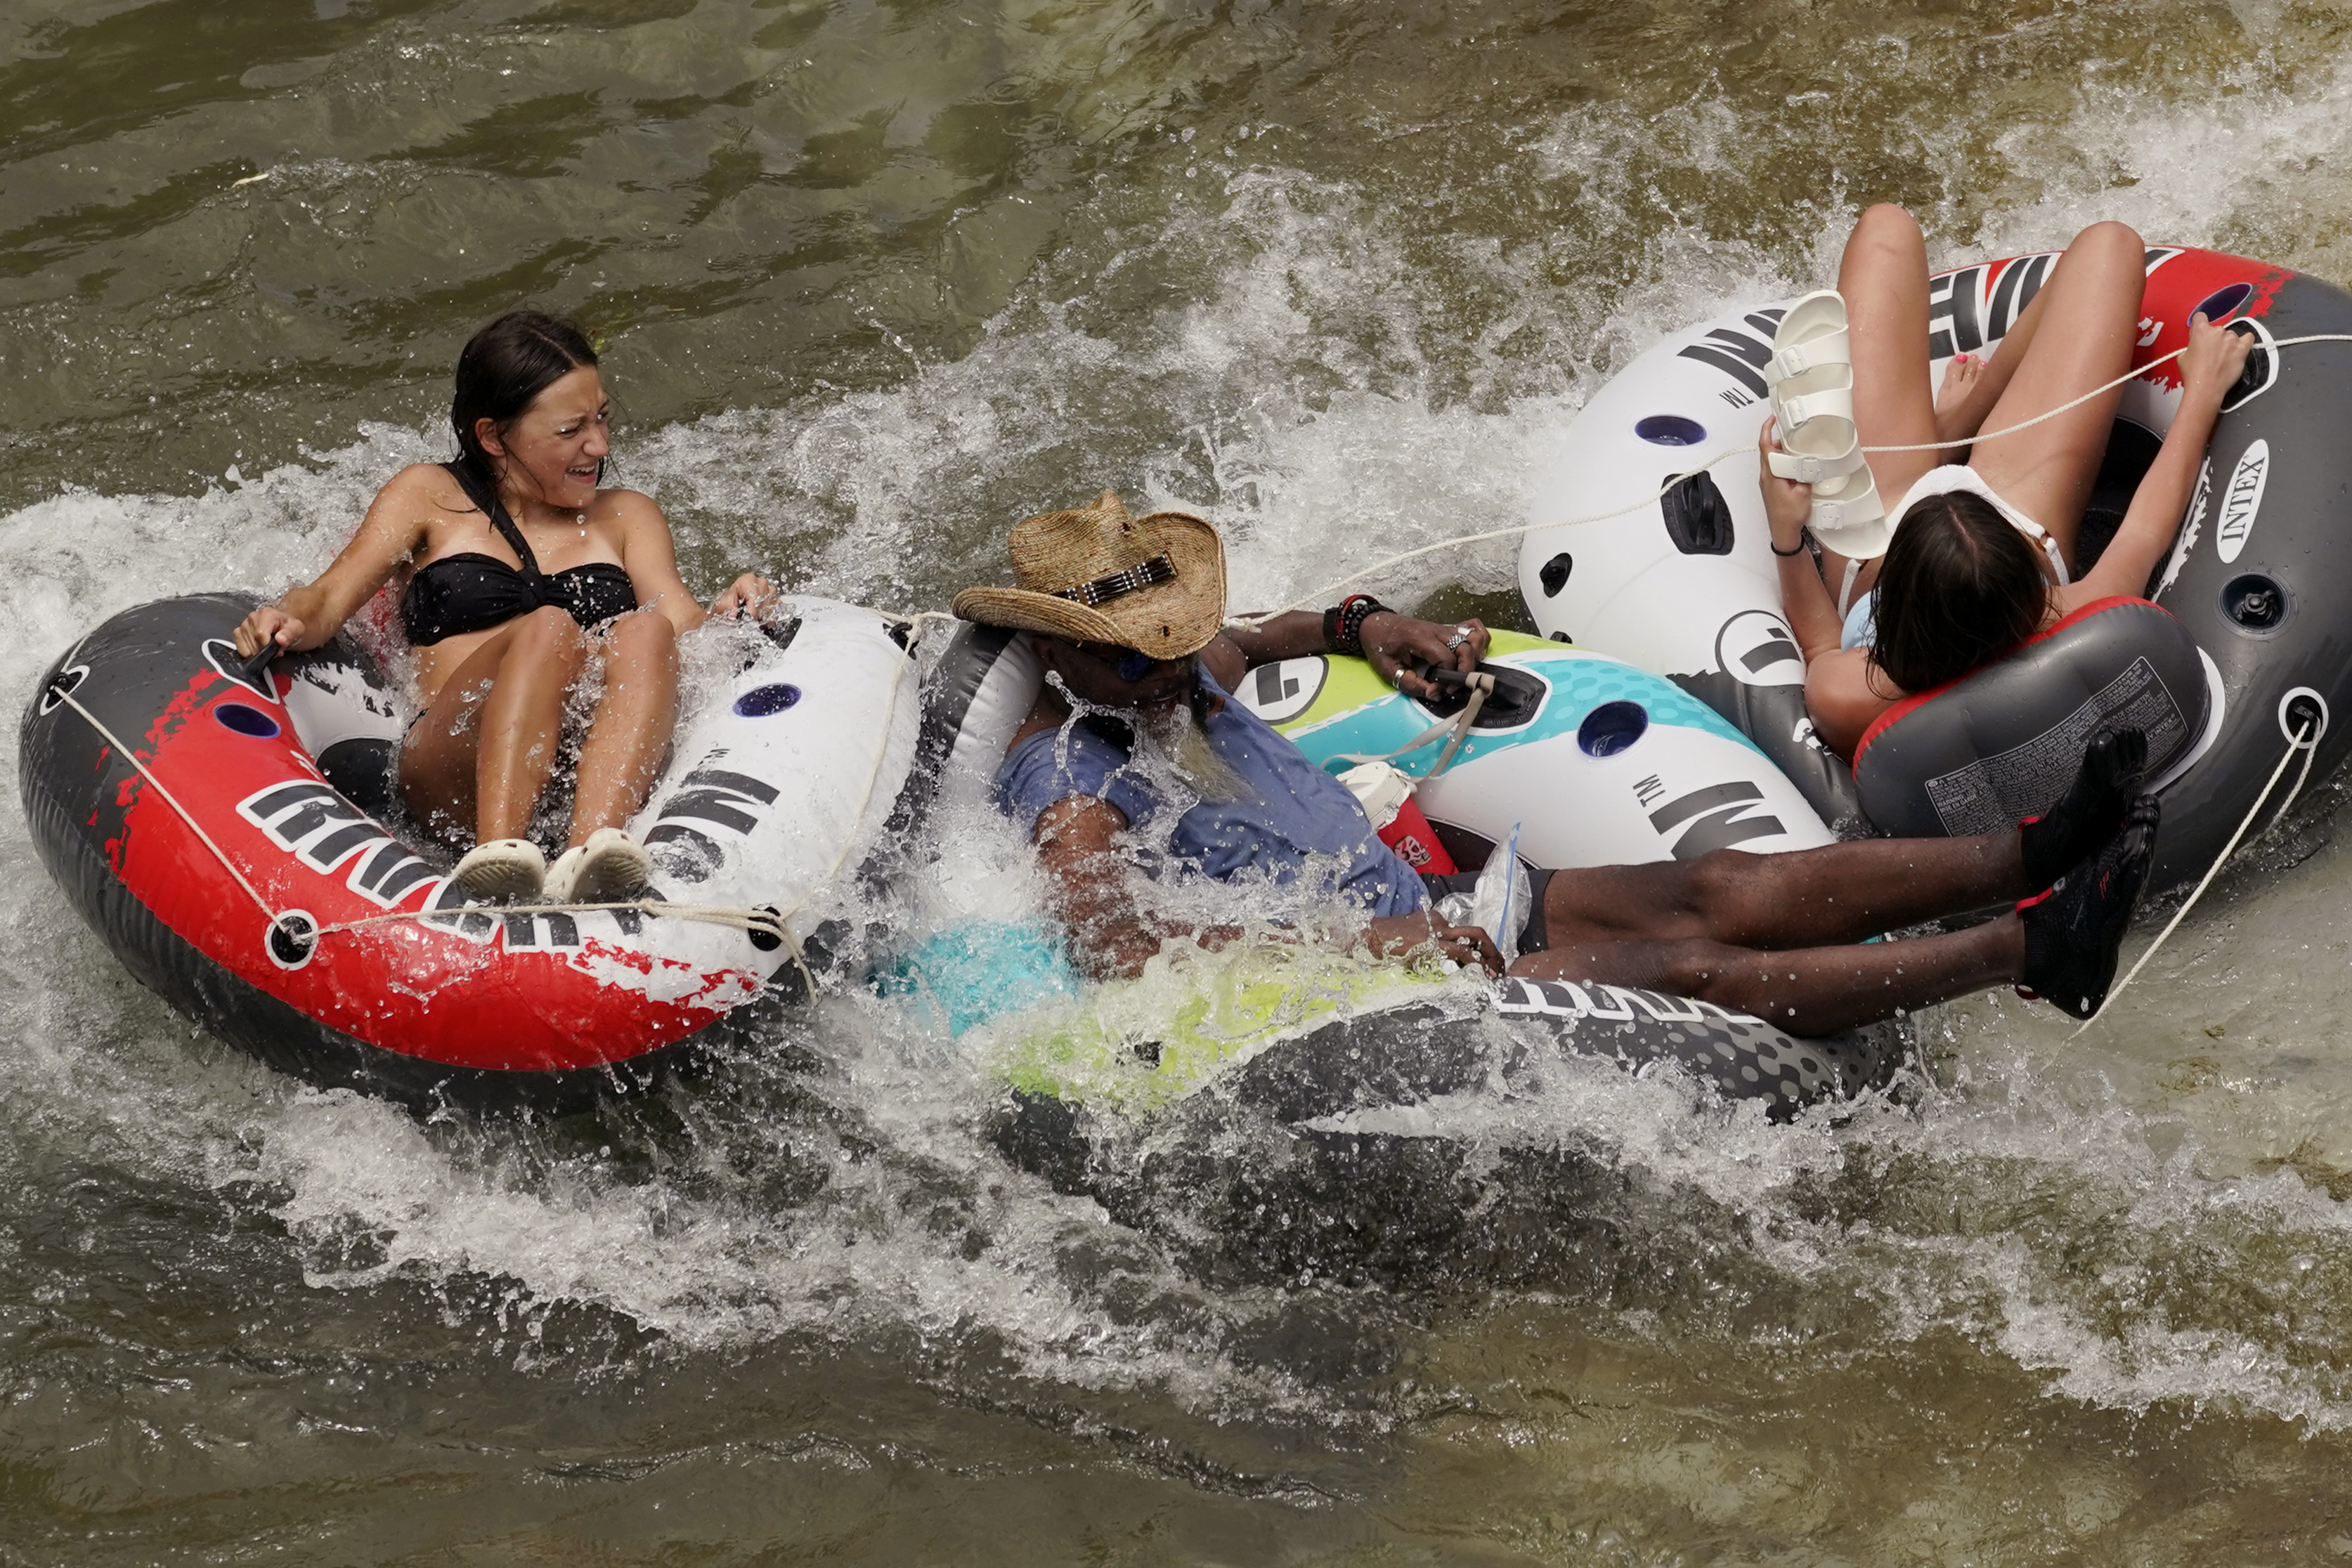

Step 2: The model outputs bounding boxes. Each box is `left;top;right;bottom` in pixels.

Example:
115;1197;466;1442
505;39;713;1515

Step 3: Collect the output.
951;489;1226;660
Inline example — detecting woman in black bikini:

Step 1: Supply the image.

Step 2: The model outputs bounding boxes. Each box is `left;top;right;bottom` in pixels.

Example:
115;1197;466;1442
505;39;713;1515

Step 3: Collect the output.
231;311;774;905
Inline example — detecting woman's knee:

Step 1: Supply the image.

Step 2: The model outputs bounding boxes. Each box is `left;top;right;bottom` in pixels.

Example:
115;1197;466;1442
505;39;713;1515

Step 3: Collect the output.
509;603;588;665
1840;204;1927;288
607;608;674;651
2069;220;2145;268
1846;204;1924;264
603;610;677;677
1854;202;1921;243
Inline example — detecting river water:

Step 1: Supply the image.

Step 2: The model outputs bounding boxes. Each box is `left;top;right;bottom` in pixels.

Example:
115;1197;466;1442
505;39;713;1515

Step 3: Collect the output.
11;0;2352;1560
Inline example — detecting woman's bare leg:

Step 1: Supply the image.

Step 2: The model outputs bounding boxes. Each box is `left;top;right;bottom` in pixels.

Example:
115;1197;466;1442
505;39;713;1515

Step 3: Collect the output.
398;605;587;844
1820;204;1946;604
1967;221;2145;567
568;610;677;844
1929;261;2051;451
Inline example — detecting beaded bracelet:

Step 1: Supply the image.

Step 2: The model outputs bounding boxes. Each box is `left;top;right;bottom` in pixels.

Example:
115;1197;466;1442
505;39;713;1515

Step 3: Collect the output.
1323;594;1389;656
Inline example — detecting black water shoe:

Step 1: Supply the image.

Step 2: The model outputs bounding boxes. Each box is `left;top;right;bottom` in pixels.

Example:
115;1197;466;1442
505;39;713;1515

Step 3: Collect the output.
2016;793;2159;1019
2020;726;2149;894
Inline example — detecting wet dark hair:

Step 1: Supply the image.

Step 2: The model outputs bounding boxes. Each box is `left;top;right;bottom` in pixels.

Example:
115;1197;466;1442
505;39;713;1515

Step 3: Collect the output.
449;310;599;485
1869;490;2053;695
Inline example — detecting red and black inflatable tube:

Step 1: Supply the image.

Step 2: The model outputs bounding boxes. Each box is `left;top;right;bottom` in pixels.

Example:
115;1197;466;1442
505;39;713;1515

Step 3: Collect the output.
20;594;788;1114
1852;252;2352;884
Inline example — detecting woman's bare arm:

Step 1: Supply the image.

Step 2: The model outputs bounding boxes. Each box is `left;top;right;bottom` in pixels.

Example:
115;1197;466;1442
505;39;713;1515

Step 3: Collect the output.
610;490;774;635
1802;648;1899;758
1759;423;1900;752
609;490;706;636
1758;422;1900;754
2065;314;2254;607
1759;422;1850;662
231;464;444;658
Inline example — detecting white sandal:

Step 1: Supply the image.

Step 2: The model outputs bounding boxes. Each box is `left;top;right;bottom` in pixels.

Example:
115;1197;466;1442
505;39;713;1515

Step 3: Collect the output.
1772;361;1856;438
543;827;652;905
1806;466;1893;560
450;838;545;903
1761;287;1892;553
1766;289;1862;479
1767;289;1851;383
1766;407;1867;486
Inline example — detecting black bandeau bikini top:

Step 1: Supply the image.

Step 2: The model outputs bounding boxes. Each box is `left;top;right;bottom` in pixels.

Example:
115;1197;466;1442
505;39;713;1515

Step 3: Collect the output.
401;462;638;646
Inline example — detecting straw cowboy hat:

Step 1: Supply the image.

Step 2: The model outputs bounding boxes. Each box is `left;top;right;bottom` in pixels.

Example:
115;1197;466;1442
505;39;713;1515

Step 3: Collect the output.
951;489;1227;659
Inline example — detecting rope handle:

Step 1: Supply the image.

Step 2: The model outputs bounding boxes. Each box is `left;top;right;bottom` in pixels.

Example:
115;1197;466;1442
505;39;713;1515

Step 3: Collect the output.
1334;670;1495;780
2071;712;2322;1035
1228;332;2352;629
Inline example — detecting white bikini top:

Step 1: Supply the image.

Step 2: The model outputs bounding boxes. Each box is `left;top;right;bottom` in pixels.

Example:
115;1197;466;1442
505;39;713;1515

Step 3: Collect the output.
1835;463;2071;618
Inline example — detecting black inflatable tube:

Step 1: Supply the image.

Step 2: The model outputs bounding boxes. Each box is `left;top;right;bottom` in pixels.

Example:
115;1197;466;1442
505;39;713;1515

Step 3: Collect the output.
2148;273;2352;887
993;984;1904;1284
1854;597;2209;842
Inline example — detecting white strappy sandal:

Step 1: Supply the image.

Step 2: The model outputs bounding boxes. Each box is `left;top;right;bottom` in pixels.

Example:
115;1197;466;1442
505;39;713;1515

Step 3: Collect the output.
1768;289;1852;382
1806;466;1892;559
1764;289;1891;556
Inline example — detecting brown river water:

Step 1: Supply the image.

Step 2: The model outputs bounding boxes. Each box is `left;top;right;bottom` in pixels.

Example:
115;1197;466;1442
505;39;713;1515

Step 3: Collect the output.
12;0;2352;1561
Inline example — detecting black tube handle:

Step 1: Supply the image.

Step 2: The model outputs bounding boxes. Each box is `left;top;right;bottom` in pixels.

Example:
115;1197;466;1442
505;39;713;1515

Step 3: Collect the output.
235;639;282;687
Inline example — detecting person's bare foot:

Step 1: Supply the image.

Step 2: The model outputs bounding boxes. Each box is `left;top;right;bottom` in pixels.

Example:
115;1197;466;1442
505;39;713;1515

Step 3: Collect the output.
1935;352;1984;450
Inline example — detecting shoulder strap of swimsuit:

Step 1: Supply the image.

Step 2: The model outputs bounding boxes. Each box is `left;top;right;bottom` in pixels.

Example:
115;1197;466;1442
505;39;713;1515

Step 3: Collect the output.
440;459;543;578
2010;517;2072;586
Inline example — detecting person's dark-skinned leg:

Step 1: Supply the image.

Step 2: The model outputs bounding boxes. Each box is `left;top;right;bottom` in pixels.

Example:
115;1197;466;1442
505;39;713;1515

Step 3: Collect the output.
1535;729;2151;954
1514;918;2023;1035
1535;832;2025;955
1511;791;2161;1030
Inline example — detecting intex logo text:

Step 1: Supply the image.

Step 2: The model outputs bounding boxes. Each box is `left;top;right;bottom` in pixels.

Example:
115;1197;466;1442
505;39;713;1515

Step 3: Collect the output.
2216;439;2270;564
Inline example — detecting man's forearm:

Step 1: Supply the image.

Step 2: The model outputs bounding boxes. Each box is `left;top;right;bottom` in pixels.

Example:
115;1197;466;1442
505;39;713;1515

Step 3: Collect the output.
1220;608;1328;668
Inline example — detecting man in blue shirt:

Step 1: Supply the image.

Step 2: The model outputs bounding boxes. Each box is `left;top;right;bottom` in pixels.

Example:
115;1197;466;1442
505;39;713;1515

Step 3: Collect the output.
952;491;2157;1030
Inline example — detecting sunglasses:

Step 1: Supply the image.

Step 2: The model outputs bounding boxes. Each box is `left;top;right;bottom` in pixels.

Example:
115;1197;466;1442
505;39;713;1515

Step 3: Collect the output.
1065;640;1184;684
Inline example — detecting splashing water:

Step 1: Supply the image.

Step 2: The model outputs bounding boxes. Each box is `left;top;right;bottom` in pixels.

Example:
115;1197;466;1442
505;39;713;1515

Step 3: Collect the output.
15;0;2352;1557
